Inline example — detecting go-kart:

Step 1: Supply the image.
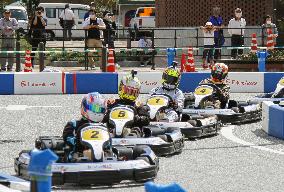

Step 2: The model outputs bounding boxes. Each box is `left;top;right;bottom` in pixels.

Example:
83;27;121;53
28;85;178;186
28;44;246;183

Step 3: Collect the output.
14;124;159;185
146;93;221;139
108;105;184;156
251;77;284;103
183;83;262;124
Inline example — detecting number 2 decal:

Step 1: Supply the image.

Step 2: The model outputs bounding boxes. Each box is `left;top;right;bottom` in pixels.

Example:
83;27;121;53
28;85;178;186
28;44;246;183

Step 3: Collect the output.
155;98;160;103
91;130;99;138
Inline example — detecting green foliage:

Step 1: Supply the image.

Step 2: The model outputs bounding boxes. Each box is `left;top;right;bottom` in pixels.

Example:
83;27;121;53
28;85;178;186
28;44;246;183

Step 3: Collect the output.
47;50;87;63
21;0;40;17
240;50;284;61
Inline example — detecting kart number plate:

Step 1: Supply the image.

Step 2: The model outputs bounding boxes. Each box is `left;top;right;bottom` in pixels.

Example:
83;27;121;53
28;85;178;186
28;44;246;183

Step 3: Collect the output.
147;97;166;106
195;87;213;95
110;109;129;119
82;129;102;141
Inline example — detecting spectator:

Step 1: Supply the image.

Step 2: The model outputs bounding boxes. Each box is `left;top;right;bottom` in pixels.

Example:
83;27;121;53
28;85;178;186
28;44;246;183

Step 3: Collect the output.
29;6;47;67
84;2;95;21
261;15;278;46
228;8;246;59
59;4;75;41
209;5;225;60
200;22;215;69
83;9;106;70
103;11;116;49
0;9;18;71
138;33;156;69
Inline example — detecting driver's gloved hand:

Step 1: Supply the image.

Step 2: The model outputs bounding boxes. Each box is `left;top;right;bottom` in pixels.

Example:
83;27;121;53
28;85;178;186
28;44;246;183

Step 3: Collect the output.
170;101;178;109
66;136;76;146
134;115;141;122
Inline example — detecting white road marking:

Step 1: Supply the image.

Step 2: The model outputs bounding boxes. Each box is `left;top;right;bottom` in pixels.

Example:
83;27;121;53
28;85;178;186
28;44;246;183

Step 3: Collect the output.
0;105;62;111
221;125;284;155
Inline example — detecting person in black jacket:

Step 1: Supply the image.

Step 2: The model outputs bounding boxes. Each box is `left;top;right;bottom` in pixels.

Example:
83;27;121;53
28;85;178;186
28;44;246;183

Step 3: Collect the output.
29;6;47;67
62;92;107;160
102;11;116;49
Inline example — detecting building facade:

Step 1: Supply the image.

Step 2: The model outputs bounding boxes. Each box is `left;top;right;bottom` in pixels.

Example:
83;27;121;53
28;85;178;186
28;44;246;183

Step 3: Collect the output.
155;0;274;27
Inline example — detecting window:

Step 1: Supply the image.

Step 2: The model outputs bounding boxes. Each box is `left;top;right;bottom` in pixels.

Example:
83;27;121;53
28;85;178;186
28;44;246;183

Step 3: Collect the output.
10;9;27;20
58;8;64;17
78;9;87;19
46;8;56;18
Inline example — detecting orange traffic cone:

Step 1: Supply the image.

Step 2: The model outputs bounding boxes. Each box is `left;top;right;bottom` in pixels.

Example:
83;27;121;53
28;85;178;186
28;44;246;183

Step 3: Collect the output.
266;28;274;51
106;49;115;72
251;33;257;53
24;50;32;72
185;47;195;72
180;53;186;72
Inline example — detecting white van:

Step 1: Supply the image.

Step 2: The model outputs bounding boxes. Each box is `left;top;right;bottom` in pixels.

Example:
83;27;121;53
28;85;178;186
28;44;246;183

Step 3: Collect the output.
4;5;29;35
38;3;89;40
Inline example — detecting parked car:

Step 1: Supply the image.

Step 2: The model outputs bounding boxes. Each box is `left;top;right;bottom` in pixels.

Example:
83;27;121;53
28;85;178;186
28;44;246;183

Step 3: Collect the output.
38;3;89;40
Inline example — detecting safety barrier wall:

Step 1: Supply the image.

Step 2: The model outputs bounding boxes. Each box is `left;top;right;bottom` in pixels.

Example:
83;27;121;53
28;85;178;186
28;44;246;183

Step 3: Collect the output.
262;101;284;140
0;72;283;95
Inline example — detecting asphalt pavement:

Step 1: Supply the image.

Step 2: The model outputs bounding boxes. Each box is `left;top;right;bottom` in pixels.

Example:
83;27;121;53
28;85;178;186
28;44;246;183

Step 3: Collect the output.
0;93;283;192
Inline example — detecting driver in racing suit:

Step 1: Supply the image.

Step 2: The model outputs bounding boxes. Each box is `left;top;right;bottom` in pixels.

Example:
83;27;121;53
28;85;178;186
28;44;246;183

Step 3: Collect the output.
199;63;230;109
102;72;150;135
271;77;284;98
62;92;108;160
148;62;185;121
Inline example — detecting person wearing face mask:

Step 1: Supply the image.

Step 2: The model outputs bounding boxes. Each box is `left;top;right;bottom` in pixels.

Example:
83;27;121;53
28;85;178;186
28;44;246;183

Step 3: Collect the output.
261;15;278;46
228;8;246;59
83;9;106;70
0;9;18;71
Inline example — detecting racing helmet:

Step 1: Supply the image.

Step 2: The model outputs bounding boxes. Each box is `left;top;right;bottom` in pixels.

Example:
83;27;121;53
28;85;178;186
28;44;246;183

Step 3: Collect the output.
162;63;181;90
118;72;141;102
211;63;228;83
81;92;107;122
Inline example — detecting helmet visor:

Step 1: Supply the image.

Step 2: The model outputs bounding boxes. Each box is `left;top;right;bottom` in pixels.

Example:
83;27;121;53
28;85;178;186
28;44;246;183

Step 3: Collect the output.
163;73;179;85
84;103;106;113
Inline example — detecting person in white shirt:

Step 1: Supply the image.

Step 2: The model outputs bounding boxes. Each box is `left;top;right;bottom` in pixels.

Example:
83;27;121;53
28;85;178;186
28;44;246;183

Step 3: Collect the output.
59;4;75;40
138;33;156;68
200;22;216;69
83;9;106;70
228;8;246;59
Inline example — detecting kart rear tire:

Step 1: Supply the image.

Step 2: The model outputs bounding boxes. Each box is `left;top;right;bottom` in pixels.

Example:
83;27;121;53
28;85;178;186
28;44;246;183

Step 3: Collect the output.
133;145;149;159
188;120;197;126
157;135;168;142
166;127;180;133
114;146;133;160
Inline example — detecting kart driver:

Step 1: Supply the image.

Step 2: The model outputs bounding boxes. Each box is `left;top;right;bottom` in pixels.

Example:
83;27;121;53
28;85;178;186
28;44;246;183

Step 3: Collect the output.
199;63;230;109
102;71;150;134
148;62;185;121
62;92;108;160
271;77;284;98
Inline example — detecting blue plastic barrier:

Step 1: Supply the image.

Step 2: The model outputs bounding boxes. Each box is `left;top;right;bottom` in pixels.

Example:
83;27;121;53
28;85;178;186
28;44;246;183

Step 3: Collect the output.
264;73;284;93
28;149;58;192
0;74;14;95
257;51;268;72
66;72;118;94
167;48;176;67
179;72;211;92
268;104;284;139
145;181;186;192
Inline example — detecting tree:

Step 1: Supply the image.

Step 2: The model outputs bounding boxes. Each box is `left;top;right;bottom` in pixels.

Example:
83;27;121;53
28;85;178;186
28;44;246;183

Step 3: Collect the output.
0;0;14;10
22;0;40;17
90;0;117;15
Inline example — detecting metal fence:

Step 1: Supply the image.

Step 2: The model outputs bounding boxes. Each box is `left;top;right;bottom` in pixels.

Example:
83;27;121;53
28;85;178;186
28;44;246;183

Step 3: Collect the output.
0;26;281;71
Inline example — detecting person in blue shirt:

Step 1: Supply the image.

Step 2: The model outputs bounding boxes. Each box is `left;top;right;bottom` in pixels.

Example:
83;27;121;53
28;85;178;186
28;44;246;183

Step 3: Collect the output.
209;6;225;61
84;2;95;20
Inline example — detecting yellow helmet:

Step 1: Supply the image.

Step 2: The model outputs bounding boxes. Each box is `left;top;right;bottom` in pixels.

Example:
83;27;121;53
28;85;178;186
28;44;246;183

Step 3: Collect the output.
118;72;141;102
162;64;181;90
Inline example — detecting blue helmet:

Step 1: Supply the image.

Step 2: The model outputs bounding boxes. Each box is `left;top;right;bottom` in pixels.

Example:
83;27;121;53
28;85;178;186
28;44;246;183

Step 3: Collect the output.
81;92;106;122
